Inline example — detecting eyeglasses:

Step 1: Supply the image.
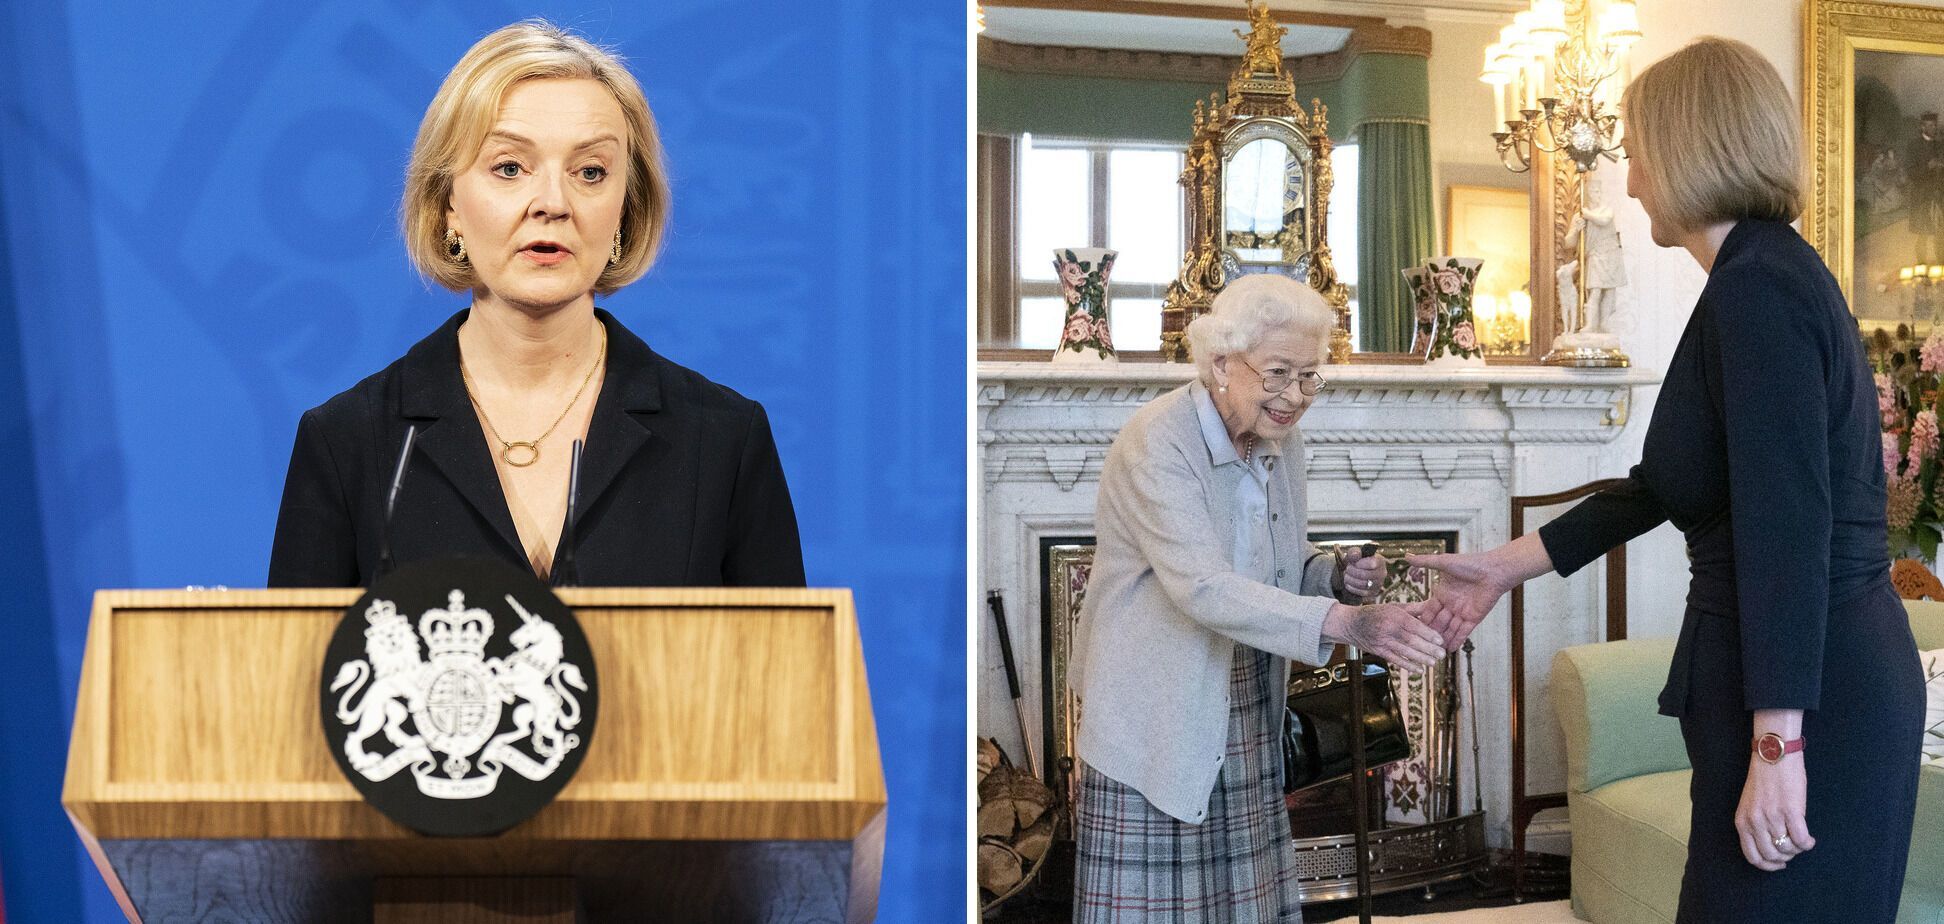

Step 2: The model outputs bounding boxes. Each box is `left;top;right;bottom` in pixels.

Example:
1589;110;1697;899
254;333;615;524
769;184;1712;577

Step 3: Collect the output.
1238;359;1327;396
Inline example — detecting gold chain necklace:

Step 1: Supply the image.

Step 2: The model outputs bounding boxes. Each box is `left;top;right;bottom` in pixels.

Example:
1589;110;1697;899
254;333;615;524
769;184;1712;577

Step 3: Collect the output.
458;322;606;468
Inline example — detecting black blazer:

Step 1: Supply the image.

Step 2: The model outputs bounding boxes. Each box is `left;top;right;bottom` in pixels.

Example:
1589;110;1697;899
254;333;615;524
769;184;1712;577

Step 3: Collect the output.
268;308;805;588
1537;219;1888;716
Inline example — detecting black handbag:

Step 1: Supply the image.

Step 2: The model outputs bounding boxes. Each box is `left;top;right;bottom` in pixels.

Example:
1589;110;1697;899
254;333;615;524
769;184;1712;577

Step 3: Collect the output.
1281;658;1412;794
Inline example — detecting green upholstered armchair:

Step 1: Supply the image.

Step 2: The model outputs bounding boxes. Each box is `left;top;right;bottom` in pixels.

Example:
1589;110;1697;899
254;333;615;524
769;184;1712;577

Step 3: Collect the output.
1549;600;1944;924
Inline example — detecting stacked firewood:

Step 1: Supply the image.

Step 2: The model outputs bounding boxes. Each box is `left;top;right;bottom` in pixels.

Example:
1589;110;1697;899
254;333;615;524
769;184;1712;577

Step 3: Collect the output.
976;738;1057;900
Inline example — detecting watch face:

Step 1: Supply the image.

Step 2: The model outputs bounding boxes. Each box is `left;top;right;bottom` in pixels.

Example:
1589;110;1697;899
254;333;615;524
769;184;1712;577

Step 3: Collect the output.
1757;735;1783;762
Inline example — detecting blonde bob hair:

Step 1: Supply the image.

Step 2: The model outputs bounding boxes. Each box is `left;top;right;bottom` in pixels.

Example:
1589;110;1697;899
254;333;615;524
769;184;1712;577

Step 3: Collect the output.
402;20;670;295
1620;37;1801;233
1185;274;1335;385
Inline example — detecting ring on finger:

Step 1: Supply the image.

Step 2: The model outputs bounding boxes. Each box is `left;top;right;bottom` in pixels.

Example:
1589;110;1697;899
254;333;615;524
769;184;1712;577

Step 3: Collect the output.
1772;835;1793;850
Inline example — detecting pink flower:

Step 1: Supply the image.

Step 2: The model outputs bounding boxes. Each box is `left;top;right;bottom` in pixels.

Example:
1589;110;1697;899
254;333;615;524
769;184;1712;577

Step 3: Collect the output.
1886;431;1904;478
1062;313;1093;345
1910;410;1940;472
1061;280;1080;304
1879;373;1899;428
1435;269;1462;295
1923;331;1944;373
1059;260;1087;289
1451;321;1477;351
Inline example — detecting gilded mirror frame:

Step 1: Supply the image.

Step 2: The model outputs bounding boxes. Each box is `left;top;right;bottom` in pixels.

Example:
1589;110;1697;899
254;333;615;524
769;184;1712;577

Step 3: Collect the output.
1160;3;1350;362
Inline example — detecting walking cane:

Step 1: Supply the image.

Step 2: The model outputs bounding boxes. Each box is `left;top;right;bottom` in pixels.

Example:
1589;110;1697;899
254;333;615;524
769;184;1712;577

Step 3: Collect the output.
986;590;1042;779
1348;543;1379;924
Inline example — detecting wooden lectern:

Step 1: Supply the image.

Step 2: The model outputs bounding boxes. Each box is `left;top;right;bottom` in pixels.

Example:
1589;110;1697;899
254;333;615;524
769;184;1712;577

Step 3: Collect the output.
62;587;887;922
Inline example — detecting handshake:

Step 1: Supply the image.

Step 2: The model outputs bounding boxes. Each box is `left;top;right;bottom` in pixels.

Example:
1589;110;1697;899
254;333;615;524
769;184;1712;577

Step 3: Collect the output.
1319;548;1509;672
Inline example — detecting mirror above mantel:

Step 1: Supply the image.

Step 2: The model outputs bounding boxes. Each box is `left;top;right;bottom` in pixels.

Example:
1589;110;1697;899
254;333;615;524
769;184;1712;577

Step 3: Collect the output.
976;0;1557;364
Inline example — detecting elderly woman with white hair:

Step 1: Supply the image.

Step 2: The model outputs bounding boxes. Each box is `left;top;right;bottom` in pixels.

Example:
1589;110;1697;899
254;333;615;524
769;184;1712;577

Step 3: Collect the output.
1067;274;1446;922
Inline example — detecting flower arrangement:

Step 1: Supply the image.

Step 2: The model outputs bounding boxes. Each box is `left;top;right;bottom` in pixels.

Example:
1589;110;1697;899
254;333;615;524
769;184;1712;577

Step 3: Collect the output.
1876;326;1944;562
1052;248;1116;362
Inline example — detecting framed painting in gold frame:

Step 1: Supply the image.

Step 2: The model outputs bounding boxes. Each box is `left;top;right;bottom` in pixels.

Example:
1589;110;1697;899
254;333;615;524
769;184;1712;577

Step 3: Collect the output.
1805;0;1944;339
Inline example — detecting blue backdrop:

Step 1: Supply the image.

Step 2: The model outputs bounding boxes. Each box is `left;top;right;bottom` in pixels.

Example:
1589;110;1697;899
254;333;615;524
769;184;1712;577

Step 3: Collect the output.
0;2;965;921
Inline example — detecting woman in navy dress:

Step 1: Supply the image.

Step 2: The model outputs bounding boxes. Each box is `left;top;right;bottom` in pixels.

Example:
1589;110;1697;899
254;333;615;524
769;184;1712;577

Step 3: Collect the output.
1412;38;1925;921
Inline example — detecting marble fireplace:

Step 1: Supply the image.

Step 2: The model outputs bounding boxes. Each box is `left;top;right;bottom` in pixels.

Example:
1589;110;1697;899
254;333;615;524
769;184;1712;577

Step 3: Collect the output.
976;360;1660;855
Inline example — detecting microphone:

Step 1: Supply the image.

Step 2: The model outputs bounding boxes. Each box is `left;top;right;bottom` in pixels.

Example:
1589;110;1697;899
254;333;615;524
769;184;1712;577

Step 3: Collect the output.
553;438;584;587
376;424;418;580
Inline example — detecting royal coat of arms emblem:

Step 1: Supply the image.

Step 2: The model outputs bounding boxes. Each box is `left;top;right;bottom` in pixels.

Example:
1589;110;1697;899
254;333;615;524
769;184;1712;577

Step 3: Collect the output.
331;589;587;798
320;559;599;835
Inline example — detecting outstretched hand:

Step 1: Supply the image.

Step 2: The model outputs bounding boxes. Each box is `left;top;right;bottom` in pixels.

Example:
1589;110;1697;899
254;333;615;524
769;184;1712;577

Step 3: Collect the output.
1406;550;1511;652
1324;601;1446;671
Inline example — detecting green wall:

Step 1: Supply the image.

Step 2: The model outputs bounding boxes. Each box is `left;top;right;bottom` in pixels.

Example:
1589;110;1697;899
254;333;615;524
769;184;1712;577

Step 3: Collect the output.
976;53;1429;144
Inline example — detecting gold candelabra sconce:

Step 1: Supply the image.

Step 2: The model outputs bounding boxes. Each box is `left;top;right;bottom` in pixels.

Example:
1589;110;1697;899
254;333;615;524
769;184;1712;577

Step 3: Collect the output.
1483;0;1639;368
1474;291;1533;355
1898;263;1944;326
1483;0;1639;175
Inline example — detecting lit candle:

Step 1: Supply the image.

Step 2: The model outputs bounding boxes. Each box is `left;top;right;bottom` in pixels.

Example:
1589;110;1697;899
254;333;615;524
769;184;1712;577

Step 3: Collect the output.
1482;43;1511;128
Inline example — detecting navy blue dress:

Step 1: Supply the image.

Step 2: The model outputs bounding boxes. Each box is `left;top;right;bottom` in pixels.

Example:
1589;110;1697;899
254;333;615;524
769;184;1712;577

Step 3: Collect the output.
1538;219;1925;922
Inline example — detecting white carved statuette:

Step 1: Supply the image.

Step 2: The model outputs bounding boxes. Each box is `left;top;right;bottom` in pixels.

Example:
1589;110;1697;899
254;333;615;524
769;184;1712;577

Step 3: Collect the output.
330;590;587;799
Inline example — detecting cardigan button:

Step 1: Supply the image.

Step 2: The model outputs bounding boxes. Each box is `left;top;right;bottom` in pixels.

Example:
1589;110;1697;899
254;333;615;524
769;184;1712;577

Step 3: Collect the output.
1276;568;1286;580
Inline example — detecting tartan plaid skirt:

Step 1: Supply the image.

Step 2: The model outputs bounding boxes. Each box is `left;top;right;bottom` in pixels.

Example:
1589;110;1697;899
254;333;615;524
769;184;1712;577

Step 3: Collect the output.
1073;644;1303;923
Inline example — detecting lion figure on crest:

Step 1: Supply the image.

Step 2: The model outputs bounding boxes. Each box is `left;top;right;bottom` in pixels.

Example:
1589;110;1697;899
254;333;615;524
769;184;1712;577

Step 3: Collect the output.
331;599;425;772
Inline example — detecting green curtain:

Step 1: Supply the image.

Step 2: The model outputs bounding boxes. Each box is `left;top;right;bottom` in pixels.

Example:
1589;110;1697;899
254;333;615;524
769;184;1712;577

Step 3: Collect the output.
1357;120;1435;353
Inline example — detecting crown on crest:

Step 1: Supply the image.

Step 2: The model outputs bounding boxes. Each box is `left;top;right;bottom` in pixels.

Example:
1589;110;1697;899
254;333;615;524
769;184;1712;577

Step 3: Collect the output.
420;589;493;657
364;598;401;626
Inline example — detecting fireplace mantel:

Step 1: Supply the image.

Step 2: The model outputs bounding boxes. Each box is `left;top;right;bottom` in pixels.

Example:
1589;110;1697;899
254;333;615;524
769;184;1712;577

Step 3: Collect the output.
976;359;1663;851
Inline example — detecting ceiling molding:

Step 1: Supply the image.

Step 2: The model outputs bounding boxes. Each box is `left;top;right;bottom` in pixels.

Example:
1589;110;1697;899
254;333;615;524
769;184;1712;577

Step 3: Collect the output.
978;24;1431;84
979;0;1386;30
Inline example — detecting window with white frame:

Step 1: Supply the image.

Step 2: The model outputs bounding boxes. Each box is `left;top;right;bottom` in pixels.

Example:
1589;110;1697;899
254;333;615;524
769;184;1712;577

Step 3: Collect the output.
1003;135;1359;353
1016;137;1182;352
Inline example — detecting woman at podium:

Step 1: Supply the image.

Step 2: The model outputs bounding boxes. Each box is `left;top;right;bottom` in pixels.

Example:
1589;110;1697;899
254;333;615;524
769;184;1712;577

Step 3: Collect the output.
269;20;803;588
1066;275;1446;922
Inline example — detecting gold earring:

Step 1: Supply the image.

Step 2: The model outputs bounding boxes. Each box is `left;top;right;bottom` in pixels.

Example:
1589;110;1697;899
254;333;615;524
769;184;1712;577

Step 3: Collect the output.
609;229;622;265
444;229;467;263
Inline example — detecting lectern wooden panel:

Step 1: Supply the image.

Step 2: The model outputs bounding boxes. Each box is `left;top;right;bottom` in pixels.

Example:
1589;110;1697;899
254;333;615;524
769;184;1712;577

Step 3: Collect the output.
63;588;887;922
